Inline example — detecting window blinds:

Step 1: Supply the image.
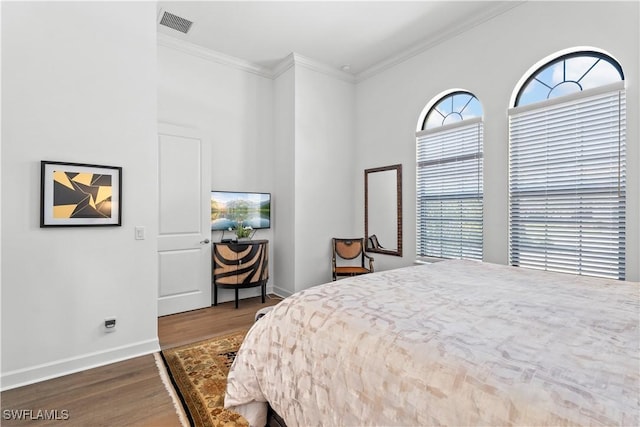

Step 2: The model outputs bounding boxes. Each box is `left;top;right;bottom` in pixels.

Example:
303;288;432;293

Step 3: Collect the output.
416;118;483;260
509;82;626;279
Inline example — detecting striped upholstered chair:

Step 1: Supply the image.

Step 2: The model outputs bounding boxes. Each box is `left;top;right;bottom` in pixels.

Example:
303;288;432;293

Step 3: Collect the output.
331;238;374;281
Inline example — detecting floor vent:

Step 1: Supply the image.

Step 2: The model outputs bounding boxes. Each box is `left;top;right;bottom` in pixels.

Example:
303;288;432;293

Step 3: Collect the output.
159;10;193;34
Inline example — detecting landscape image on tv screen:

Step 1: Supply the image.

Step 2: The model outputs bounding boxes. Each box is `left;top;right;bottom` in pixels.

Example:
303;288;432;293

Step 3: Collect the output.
211;191;271;231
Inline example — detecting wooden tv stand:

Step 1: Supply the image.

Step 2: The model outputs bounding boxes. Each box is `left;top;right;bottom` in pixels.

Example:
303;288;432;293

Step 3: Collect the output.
212;239;268;309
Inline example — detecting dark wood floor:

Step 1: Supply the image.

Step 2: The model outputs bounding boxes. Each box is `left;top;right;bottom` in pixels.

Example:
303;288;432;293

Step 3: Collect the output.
0;295;283;426
158;294;282;350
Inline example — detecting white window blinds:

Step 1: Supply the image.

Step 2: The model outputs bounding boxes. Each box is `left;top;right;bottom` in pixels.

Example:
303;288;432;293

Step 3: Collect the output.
416;118;483;260
509;82;626;279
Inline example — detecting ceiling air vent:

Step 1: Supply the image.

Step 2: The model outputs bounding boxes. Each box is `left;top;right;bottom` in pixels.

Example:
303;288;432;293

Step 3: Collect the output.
158;10;193;34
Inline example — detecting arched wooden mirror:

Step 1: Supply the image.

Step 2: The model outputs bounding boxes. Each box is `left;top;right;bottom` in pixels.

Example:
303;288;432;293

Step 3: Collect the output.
364;164;402;257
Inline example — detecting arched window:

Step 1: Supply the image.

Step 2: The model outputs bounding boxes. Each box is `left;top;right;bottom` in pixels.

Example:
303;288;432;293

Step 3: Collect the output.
416;91;483;260
515;51;624;106
509;50;626;279
423;91;483;129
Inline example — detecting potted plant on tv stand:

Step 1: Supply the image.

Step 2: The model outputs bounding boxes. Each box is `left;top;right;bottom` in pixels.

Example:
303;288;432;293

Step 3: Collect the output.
235;221;252;241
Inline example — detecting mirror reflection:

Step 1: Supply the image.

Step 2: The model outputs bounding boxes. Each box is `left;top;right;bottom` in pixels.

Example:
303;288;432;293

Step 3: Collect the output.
365;164;402;257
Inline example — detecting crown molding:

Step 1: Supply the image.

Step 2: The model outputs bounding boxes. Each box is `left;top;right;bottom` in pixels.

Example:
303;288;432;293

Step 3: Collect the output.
355;1;526;83
273;53;355;83
159;33;355;83
294;53;356;83
271;53;295;79
157;33;273;79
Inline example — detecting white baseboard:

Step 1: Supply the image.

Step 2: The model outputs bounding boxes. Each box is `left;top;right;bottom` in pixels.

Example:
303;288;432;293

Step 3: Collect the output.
215;286;263;305
215;285;290;304
271;285;292;298
0;338;160;391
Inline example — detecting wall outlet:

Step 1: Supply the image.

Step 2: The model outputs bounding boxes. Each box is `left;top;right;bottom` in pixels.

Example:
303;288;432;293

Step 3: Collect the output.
104;317;116;332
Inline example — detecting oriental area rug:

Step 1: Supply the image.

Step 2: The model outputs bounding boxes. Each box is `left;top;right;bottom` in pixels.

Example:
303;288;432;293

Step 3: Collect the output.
162;330;250;427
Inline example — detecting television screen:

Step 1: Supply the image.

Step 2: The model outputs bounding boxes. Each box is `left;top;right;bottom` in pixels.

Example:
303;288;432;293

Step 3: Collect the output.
211;191;271;231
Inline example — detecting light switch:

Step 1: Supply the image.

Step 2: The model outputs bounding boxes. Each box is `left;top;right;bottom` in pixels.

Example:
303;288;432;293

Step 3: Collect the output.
135;226;145;240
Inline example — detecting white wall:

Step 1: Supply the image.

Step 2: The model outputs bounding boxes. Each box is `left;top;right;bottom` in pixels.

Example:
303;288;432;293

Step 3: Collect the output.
355;1;640;280
1;1;159;389
262;57;358;294
273;67;296;296
158;45;274;191
293;64;356;290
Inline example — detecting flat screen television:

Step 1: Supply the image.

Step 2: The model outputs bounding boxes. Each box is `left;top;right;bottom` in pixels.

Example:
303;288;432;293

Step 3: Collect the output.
210;191;271;231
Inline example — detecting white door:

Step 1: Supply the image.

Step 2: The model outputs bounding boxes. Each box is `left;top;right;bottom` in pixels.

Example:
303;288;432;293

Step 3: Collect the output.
157;123;212;316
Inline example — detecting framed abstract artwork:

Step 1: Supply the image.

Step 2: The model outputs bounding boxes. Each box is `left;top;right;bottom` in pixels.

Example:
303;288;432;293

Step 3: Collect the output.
40;161;122;227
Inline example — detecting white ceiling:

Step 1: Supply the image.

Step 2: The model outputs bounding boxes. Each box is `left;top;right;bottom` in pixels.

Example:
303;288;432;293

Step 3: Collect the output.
157;1;522;77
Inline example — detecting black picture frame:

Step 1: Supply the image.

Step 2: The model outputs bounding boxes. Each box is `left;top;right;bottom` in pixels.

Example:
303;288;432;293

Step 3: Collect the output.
40;161;122;227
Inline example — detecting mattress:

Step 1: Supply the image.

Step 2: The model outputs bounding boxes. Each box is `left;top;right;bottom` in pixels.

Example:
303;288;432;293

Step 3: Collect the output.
225;259;639;426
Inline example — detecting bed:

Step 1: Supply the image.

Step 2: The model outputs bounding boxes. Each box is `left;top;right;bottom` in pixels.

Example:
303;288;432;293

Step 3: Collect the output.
225;259;639;426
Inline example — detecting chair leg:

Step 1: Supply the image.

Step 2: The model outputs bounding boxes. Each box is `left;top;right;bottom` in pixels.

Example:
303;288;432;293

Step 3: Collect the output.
213;283;218;306
235;288;239;309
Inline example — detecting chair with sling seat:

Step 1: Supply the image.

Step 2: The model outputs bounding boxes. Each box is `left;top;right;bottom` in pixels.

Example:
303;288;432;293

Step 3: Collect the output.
331;237;374;281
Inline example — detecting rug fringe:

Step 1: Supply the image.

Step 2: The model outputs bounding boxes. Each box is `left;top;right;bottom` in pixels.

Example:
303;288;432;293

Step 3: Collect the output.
154;352;190;427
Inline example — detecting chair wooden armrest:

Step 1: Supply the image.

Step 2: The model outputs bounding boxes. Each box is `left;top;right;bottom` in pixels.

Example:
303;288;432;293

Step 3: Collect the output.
364;252;374;272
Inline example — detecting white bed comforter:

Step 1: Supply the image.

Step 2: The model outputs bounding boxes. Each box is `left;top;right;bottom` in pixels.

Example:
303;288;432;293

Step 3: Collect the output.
225;260;639;426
